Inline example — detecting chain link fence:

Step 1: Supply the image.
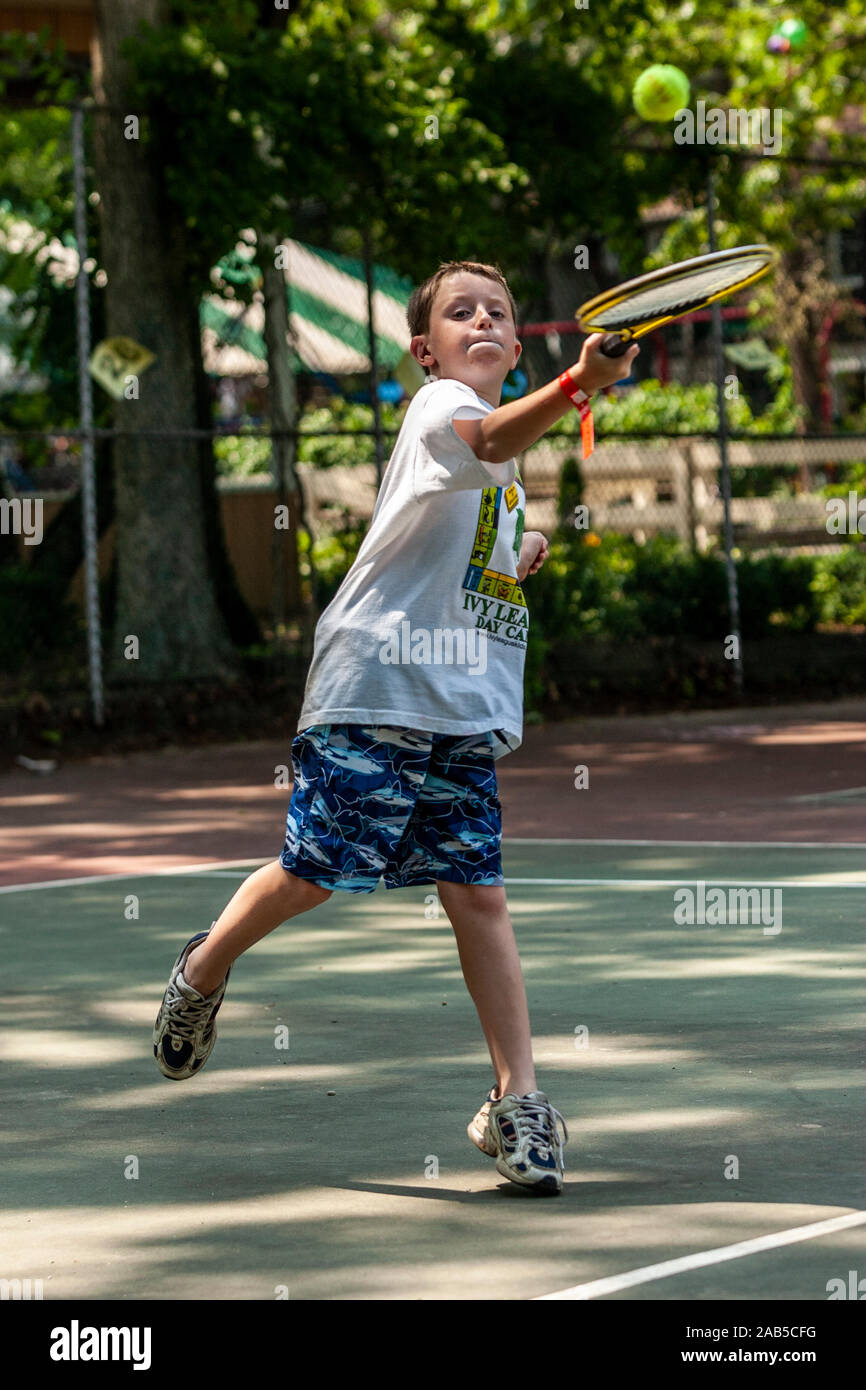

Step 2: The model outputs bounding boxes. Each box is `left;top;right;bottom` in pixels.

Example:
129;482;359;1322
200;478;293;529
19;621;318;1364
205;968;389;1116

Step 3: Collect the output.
5;422;866;654
4;101;866;728
523;432;866;555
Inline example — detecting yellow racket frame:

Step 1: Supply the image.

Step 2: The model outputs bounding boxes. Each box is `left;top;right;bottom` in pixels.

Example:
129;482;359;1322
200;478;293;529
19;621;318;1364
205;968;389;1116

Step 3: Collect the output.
575;244;778;343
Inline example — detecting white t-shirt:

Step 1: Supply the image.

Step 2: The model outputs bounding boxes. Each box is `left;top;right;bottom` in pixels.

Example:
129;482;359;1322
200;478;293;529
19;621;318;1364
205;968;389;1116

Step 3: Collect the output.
297;377;528;758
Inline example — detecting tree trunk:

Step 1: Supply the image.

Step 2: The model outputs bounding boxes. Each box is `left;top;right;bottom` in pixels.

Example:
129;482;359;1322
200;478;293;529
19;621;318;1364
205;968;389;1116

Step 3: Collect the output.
91;0;236;682
27;438;114;585
259;234;313;656
775;245;829;488
788;323;824;434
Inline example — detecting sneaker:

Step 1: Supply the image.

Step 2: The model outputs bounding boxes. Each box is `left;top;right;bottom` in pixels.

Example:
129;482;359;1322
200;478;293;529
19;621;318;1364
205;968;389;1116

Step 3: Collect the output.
470;1087;568;1194
467;1084;499;1156
153;928;231;1080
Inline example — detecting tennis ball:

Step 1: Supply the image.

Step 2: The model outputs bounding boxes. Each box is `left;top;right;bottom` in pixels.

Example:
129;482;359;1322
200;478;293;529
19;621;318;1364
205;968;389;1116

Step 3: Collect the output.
778;17;808;50
632;65;691;122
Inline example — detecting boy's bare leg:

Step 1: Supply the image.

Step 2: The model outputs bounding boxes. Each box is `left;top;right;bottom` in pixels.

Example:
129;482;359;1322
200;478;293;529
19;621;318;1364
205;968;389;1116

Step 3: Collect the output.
183;859;332;997
436;881;538;1100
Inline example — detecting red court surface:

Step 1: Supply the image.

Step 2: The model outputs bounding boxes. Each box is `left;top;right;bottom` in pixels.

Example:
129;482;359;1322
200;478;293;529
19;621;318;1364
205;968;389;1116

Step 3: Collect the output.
2;699;866;887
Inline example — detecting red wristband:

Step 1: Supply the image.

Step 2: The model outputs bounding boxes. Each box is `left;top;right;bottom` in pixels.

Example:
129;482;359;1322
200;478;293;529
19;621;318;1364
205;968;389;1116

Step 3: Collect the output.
558;371;595;458
558;370;589;406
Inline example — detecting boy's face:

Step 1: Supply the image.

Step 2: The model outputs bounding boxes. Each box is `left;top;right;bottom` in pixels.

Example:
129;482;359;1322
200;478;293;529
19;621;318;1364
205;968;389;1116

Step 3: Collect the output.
410;271;522;405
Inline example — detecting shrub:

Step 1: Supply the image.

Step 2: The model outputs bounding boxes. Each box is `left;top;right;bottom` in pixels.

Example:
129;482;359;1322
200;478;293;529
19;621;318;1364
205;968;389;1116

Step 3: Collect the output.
811;548;866;626
297;522;366;608
0;565;82;665
527;530;819;652
551;375;800;439
297;399;405;470
214;434;273;477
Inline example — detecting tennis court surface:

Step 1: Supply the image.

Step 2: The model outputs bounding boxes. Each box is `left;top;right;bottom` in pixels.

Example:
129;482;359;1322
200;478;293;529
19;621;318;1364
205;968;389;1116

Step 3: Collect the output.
2;702;865;1301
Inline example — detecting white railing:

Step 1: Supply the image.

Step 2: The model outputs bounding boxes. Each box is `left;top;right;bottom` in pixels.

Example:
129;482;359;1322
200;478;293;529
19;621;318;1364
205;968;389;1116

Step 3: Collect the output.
295;438;866;552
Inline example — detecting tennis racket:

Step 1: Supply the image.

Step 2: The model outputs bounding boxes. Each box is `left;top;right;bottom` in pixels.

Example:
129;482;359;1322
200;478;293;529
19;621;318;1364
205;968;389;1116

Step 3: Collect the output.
575;245;778;358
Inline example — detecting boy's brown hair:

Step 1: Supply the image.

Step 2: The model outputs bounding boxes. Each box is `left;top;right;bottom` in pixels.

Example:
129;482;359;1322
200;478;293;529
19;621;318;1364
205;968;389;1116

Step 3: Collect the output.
407;260;518;338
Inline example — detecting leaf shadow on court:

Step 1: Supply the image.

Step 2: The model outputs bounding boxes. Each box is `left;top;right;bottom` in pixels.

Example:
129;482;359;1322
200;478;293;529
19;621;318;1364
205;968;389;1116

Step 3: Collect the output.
1;847;864;1298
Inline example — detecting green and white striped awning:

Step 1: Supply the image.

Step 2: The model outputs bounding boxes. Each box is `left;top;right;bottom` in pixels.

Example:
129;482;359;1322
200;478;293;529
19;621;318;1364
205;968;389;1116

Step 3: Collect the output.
201;238;416;379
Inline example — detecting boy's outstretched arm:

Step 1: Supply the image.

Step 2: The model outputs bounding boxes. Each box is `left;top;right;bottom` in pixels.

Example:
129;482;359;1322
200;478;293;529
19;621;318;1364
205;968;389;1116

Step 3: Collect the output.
454;334;639;465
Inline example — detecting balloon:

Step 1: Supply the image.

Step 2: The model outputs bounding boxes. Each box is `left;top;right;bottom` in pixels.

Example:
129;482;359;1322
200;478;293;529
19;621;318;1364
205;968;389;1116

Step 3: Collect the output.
778;17;808;50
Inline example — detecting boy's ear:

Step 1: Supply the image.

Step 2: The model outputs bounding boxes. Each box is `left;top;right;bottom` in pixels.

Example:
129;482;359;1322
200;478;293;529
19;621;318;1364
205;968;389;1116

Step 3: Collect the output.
410;334;434;370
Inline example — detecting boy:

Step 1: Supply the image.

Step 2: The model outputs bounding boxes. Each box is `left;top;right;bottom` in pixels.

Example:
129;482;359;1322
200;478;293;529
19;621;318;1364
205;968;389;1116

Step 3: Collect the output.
153;260;638;1194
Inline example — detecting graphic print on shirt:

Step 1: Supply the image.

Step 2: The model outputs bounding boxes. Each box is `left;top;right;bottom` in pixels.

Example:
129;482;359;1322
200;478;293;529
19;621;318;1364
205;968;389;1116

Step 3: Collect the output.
461;478;528;651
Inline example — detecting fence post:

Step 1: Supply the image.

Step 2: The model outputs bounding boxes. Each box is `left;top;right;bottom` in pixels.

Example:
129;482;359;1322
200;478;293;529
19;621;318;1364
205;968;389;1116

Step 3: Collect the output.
72;103;104;727
260;233;311;650
362;229;384;490
684;440;699;552
671;446;692;546
706;161;743;693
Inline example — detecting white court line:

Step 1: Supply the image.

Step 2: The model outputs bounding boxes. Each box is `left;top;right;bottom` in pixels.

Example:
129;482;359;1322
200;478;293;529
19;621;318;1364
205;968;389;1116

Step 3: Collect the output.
4;866;866;894
187;870;259;878
0;857;273;894
191;874;866;888
505;877;866;888
534;1209;866;1300
506;838;866;849
2;837;865;894
788;786;866;802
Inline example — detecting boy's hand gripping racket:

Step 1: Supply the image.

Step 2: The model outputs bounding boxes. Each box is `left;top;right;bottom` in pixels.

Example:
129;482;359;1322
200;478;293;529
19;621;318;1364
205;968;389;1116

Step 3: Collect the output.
576;244;778;357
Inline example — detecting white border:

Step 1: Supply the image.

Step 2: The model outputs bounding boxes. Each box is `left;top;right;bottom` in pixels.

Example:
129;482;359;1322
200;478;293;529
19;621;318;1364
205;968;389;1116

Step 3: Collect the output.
505;837;866;849
534;1210;866;1300
4;838;866;894
0;857;272;894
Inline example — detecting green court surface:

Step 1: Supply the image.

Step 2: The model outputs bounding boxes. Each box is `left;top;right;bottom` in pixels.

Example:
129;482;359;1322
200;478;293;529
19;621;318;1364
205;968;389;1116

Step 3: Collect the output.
1;840;864;1301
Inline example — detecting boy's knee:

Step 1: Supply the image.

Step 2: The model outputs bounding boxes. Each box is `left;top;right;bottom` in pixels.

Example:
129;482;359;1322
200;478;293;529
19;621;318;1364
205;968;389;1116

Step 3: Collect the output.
278;863;333;905
437;880;506;913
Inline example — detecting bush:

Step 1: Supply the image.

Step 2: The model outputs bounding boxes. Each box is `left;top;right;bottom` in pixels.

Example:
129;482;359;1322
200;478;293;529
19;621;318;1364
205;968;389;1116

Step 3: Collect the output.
811;548;866;626
551;374;801;439
821;458;866;510
0;565;82;665
214;400;409;477
526;529;818;653
737;552;818;636
214;434;273;477
297;522;366;608
297;399;406;470
528;449;820;648
214;375;803;479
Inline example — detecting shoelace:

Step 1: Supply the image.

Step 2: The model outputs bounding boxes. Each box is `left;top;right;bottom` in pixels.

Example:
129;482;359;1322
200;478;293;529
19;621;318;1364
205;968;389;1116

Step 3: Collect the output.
507;1096;569;1162
163;978;216;1044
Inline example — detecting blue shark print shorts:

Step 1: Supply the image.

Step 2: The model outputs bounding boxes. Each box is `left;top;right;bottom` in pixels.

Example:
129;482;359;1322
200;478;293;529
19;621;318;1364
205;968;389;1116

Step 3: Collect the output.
279;724;504;892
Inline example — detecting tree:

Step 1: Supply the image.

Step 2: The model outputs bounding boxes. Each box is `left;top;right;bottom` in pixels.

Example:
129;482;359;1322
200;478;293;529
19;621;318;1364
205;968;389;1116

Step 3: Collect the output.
124;1;533;281
509;0;866;432
423;0;865;427
0;45;118;653
91;0;237;682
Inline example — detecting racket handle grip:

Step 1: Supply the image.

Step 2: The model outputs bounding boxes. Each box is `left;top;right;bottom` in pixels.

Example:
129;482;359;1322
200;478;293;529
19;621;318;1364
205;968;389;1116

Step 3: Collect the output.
599;333;632;358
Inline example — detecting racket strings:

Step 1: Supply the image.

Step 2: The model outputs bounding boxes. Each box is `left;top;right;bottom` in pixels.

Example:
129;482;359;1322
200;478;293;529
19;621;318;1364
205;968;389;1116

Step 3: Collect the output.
584;254;772;332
